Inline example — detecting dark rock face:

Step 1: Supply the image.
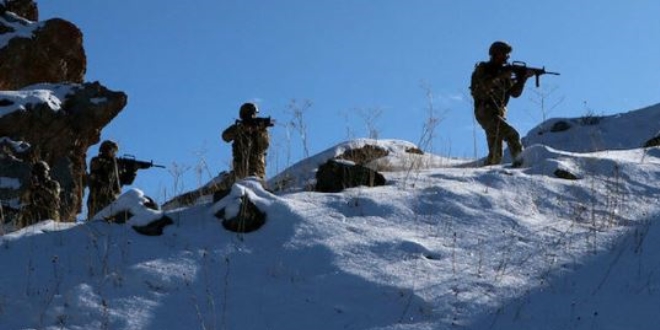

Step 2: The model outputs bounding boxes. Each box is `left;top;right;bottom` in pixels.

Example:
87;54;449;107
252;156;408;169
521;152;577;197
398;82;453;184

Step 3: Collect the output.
554;169;580;180
643;136;660;148
216;195;267;233
315;159;386;193
0;16;86;90
0;83;127;222
4;0;39;21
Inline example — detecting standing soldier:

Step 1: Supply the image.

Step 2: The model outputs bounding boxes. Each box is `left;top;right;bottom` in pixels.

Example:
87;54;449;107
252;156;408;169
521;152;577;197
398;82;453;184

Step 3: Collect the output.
222;102;271;183
19;160;61;227
470;41;534;167
87;140;122;218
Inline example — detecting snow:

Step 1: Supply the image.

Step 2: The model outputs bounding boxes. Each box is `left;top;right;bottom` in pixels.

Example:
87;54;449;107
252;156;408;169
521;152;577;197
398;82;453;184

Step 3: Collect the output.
0;137;30;153
0;84;78;117
2;105;660;329
0;176;19;189
524;103;660;153
0;11;41;49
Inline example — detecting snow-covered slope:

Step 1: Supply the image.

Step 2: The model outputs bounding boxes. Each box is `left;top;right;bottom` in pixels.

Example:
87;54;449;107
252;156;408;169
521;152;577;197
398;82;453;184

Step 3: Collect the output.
1;106;660;329
523;103;660;153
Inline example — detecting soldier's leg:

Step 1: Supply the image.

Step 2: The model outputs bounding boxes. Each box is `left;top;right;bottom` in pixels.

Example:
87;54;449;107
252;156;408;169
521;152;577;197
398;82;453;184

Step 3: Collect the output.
476;106;507;165
497;119;523;160
484;128;502;165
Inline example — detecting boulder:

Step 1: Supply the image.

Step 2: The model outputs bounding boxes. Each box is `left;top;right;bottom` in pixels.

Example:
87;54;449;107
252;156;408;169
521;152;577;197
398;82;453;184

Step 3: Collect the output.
315;159;386;193
3;0;38;21
0;14;86;89
216;194;266;233
643;135;660;148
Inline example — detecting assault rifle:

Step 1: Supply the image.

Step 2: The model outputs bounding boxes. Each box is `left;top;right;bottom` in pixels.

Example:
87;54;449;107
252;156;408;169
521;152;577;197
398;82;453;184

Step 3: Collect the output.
239;116;274;128
505;61;560;87
117;155;165;185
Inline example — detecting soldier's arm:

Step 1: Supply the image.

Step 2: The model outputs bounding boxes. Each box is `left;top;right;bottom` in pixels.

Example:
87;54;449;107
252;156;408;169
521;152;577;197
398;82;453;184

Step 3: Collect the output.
254;129;270;152
508;67;537;98
508;74;529;98
222;124;238;142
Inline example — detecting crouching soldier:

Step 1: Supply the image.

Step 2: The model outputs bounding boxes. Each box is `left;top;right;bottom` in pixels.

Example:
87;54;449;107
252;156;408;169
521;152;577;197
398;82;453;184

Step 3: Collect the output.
19;160;61;227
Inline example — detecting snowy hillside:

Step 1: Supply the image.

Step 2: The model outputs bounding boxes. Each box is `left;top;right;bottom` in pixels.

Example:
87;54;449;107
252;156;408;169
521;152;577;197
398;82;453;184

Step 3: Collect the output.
1;105;660;330
523;103;660;153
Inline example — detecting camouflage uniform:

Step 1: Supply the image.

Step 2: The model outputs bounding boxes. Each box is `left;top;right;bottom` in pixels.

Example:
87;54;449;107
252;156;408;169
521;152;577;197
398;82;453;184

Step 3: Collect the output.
222;122;270;180
19;162;61;227
87;143;122;218
471;61;525;166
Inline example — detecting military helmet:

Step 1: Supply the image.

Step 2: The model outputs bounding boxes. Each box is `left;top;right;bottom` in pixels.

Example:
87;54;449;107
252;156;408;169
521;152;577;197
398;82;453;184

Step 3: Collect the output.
99;140;119;153
32;160;50;176
239;102;259;120
489;41;512;56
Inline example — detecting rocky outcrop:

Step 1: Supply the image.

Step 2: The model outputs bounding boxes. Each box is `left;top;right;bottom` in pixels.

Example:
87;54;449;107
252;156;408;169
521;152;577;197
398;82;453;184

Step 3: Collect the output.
0;1;125;227
3;0;38;21
0;83;127;222
0;11;86;89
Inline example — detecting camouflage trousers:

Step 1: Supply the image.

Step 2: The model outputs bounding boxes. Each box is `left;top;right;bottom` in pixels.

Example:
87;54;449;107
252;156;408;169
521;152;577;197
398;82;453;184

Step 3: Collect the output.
87;188;119;219
475;105;523;166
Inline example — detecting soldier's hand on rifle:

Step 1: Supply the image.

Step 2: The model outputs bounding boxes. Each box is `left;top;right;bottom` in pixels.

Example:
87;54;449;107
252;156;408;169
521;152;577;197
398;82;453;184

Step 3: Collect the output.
523;69;535;79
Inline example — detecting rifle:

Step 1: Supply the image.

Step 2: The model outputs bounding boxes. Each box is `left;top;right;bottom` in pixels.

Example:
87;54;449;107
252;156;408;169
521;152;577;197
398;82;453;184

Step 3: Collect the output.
116;154;165;185
505;61;560;87
239;116;275;128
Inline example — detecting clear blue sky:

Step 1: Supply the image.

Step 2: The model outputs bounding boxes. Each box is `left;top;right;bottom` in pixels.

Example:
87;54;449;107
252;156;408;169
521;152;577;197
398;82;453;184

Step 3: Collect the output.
37;1;660;202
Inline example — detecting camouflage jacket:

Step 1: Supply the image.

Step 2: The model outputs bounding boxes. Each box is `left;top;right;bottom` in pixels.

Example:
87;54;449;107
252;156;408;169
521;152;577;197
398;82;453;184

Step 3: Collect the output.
470;61;524;114
20;176;61;225
88;155;121;196
222;122;270;179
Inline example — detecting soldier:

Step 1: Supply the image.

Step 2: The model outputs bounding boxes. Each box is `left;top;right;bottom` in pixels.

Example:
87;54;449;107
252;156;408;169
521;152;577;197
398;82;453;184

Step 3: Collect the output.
19;160;61;227
222;102;271;183
470;41;534;167
87;140;122;218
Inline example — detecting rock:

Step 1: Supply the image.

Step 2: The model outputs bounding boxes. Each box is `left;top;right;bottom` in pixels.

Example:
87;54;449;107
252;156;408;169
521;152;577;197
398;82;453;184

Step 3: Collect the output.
315;159;386;193
554;169;580;180
550;121;572;133
216;194;266;233
337;145;389;165
0;83;127;222
132;216;174;236
4;0;38;21
162;172;234;210
643;135;660;148
0;15;86;89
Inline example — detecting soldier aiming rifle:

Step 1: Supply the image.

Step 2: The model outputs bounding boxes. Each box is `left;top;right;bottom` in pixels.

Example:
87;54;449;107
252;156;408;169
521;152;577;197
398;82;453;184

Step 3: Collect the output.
470;41;560;167
87;140;164;219
222;102;272;184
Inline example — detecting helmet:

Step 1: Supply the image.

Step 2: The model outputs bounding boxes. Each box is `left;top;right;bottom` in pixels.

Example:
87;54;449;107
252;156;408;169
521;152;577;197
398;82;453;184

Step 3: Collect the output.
32;160;50;176
99;140;118;154
488;41;512;56
239;102;259;120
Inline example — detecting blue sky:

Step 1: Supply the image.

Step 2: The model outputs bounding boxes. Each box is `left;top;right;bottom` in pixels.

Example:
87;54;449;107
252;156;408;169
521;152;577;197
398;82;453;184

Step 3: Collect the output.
37;1;660;202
